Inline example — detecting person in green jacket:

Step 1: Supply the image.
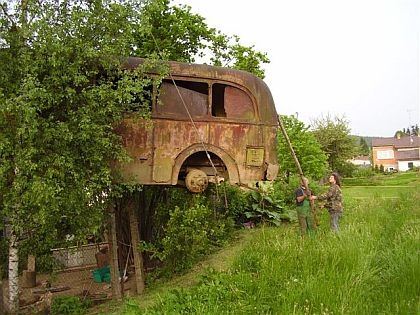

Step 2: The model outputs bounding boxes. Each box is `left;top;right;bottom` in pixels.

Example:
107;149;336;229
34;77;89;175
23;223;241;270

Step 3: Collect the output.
295;177;315;235
311;173;343;232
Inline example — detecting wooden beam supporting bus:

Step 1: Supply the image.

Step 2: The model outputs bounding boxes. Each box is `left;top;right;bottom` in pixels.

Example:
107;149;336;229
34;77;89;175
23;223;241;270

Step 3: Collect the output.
128;197;145;294
107;205;122;299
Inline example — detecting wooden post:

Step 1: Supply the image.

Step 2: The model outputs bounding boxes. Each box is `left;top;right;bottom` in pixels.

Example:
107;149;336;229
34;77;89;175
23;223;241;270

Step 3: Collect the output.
277;115;319;226
27;255;35;272
22;255;36;288
107;204;122;299
128;197;145;294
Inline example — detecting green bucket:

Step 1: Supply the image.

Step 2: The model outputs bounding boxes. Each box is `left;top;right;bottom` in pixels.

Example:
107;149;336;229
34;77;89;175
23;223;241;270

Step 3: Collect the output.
92;265;111;283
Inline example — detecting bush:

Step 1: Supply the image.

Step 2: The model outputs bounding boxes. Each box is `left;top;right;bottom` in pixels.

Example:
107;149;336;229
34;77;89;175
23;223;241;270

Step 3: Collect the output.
51;296;91;315
335;160;357;177
143;196;234;274
352;167;375;178
273;175;323;207
205;183;249;224
245;182;291;225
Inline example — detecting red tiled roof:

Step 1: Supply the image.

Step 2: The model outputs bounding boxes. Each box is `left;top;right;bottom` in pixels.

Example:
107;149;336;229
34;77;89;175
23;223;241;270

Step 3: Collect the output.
371;136;420;148
395;149;420;161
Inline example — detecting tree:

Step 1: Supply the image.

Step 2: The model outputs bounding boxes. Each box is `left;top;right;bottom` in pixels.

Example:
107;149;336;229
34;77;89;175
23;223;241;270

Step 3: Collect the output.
394;124;419;137
359;137;370;156
311;115;358;175
135;0;270;78
411;124;419;136
0;0;158;311
209;33;270;78
0;0;271;310
277;115;328;180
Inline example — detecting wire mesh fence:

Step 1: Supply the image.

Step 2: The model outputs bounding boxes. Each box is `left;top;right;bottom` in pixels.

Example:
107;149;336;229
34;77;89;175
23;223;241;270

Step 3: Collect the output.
1;242;117;314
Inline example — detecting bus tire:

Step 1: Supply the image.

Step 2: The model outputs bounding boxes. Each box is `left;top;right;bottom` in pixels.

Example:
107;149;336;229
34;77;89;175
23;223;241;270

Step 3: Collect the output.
185;169;208;193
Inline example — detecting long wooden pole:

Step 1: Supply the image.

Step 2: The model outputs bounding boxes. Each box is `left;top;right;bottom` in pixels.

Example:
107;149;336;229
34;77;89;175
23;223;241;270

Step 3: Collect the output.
277;116;319;226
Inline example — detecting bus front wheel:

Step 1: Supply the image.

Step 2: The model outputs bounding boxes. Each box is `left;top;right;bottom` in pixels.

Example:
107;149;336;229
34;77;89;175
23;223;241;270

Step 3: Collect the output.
185;169;208;193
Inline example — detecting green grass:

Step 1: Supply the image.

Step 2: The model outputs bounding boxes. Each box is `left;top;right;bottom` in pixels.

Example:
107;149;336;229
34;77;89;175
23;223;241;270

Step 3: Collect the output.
108;174;420;315
343;185;418;199
343;171;419;186
343;171;419;199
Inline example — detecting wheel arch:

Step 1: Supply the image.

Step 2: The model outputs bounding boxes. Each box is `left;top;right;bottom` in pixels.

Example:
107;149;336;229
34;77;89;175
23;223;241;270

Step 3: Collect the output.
171;144;240;185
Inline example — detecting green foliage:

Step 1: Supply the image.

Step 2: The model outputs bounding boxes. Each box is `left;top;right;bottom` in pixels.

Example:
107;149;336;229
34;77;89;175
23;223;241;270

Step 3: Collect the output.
334;160;357;178
273;175;322;208
342;171;418;187
278;115;328;180
352;166;376;178
141;196;234;274
134;0;211;62
395;124;419;137
205;183;249;223
209;34;270;78
51;296;91;315
136;0;270;78
0;0;161;253
244;182;291;226
311;114;358;175
358;137;370;156
119;190;420;315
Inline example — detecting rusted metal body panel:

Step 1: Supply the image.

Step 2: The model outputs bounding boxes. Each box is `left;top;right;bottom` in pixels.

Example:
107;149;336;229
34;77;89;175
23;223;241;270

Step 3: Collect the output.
115;58;279;189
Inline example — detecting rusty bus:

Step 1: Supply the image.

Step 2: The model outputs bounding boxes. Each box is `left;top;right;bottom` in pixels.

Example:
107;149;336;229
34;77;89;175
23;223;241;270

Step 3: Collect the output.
115;57;279;192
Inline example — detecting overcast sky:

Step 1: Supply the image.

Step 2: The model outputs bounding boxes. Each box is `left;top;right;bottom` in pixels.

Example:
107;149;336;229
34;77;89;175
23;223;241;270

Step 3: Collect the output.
175;0;419;137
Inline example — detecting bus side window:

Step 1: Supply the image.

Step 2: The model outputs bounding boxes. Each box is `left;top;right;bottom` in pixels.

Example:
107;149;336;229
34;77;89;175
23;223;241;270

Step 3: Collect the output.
157;79;208;117
212;83;255;120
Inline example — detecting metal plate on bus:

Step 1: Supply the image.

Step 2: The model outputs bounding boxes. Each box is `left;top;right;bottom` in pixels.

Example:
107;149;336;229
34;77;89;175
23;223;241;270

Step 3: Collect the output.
246;147;264;166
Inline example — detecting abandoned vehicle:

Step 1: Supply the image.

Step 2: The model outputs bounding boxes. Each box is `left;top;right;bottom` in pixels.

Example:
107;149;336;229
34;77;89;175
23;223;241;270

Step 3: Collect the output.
114;57;279;193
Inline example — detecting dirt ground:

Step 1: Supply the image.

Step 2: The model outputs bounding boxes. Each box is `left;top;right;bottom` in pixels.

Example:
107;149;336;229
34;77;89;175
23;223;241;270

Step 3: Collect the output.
1;265;136;313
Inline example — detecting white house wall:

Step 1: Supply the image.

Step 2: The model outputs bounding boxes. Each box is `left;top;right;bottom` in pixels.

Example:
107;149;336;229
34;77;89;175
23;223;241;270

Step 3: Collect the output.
398;160;420;172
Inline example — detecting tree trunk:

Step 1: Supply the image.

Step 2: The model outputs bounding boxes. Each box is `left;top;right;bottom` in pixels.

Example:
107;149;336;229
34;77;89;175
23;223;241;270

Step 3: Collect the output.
107;205;122;299
8;232;19;313
128;198;145;294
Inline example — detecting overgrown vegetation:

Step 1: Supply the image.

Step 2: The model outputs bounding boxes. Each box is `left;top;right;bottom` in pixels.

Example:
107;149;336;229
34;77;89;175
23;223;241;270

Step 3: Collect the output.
277;115;328;180
0;0;272;310
138;181;298;278
115;185;420;315
51;296;91;315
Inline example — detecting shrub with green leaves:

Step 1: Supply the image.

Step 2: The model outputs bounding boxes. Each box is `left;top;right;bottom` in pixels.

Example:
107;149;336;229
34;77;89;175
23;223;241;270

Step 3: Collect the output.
143;196;234;274
123;190;420;315
51;296;91;315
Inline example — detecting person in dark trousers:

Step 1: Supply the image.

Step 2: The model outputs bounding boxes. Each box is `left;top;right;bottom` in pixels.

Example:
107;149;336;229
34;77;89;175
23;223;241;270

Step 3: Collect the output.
311;173;343;232
295;177;315;235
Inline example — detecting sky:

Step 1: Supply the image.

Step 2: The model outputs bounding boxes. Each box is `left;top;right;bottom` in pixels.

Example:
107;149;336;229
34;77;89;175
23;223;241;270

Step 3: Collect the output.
174;0;419;137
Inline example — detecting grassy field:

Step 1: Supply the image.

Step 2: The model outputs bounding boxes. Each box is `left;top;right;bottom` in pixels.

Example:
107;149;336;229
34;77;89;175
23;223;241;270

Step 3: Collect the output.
109;173;420;315
343;171;419;199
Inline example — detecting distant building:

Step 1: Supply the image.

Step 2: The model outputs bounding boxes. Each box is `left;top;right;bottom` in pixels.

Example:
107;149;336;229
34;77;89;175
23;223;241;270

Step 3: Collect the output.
350;156;371;167
371;135;420;171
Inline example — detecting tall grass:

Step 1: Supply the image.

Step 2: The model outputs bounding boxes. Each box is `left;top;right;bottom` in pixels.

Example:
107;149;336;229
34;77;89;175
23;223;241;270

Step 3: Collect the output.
118;191;420;315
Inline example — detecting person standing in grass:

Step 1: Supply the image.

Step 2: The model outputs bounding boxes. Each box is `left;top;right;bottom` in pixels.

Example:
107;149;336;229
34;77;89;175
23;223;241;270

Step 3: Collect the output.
295;177;315;235
311;173;343;232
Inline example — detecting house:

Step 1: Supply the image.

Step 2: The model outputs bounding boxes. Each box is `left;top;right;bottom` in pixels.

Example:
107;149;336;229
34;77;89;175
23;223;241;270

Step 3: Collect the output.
350;156;371;167
371;135;420;171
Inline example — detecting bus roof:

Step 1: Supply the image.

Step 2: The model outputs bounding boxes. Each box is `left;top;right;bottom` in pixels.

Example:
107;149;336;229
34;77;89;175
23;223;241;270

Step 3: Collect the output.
125;57;278;125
